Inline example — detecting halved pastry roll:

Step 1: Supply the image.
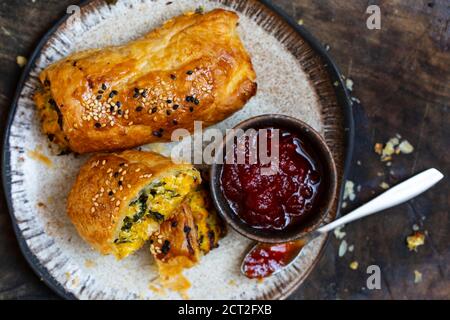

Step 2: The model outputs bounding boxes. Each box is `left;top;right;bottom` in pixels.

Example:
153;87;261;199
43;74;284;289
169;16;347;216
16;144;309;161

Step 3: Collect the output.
149;190;225;293
67;150;201;259
34;9;257;154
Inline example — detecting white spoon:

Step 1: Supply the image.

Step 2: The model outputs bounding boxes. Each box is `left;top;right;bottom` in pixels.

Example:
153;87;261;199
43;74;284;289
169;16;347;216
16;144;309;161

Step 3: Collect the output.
241;168;444;279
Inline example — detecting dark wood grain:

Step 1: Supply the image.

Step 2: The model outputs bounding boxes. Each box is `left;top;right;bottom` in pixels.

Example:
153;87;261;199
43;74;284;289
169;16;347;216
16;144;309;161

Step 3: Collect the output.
0;0;448;300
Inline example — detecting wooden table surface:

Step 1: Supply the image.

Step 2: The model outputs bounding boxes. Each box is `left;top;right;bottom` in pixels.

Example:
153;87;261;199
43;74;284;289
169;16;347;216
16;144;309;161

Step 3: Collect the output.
0;0;448;300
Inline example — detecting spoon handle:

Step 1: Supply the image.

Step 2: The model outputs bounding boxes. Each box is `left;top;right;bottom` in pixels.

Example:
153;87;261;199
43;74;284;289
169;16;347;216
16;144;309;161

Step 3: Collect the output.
317;168;444;234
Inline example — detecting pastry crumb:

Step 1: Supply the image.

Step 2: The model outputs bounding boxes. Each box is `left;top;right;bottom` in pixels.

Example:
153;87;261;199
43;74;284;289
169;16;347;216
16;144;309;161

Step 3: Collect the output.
16;55;27;67
414;270;422;284
349;261;359;270
406;231;425;251
380;182;390;190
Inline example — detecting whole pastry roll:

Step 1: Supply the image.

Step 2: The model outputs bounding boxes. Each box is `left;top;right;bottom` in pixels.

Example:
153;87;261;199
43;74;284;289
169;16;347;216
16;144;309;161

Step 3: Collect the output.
67;150;202;259
34;9;257;154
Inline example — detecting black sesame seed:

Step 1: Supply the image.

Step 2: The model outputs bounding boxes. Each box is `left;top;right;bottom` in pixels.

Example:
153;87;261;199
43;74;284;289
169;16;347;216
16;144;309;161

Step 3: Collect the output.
183;226;191;233
101;83;107;90
186;70;194;75
172;104;179;110
170;74;176;80
98;90;104;94
166;110;171;116
194;98;200;105
116;101;122;108
141;90;148;98
44;79;51;87
135;106;143;112
159;128;164;133
117;110;123;115
161;240;171;254
47;134;55;142
171;221;178;228
114;172;119;178
108;191;114;196
166;99;172;104
118;181;123;186
110;106;114;112
109;91;117;98
172;119;178;125
152;130;162;138
134;88;139;93
95;122;101;128
119;162;125;167
151;107;157;114
133;92;140;98
189;106;194;112
185;96;193;102
96;95;102;100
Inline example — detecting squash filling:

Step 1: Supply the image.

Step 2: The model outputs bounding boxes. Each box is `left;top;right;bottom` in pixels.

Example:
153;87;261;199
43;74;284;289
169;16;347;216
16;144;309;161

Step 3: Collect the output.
114;169;200;259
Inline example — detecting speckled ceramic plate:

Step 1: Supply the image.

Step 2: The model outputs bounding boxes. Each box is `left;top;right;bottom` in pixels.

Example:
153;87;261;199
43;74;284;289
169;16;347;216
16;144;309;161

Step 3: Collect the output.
2;0;353;300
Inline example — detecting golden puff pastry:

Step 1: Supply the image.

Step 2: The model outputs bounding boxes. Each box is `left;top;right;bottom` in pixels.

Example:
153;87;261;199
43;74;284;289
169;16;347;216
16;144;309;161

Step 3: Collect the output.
34;9;257;154
67;150;201;259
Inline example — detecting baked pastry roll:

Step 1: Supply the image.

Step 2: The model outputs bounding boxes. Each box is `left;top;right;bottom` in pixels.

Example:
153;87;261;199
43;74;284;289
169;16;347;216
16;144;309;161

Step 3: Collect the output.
149;190;225;292
34;9;257;154
67;150;201;259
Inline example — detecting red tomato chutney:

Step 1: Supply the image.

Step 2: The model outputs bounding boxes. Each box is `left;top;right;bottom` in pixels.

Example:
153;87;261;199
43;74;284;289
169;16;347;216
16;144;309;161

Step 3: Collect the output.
220;127;323;231
242;241;305;279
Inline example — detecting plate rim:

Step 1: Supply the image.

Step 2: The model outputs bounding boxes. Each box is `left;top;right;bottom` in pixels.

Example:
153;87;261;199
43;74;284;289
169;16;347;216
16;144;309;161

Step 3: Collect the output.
1;0;354;300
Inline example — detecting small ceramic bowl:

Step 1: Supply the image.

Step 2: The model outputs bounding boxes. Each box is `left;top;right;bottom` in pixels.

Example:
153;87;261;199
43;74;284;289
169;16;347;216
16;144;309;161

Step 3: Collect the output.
209;114;338;243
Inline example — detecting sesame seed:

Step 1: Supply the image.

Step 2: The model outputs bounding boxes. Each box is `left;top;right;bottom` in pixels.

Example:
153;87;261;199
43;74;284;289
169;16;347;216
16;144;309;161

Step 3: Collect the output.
189;106;194;112
96;95;102;100
172;119;178;125
127;184;131;188
114;172;119;178
95;122;101;128
102;160;106;165
153;130;162;138
172;104;179;110
133;92;140;98
194;98;200;105
108;191;113;196
186;70;194;75
91;207;95;213
170;74;176;80
116;101;122;108
101;83;107;90
135;106;143;112
107;168;112;173
116;200;121;206
166;110;171;116
128;121;133;126
135;168;141;172
166;99;172;104
151;107;157;114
